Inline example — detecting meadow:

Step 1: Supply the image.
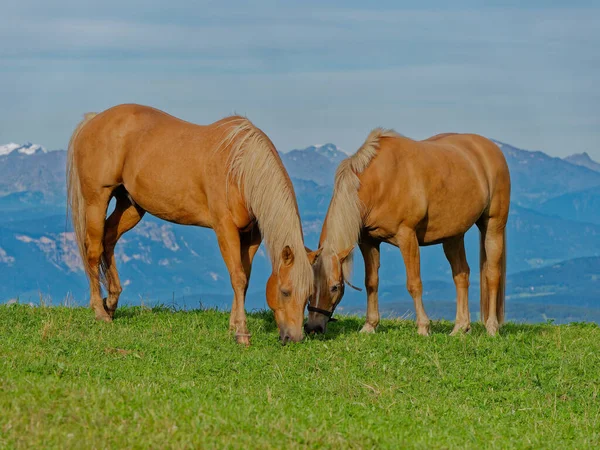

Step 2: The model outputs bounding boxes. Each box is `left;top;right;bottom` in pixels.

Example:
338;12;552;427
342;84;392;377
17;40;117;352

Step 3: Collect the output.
1;304;599;449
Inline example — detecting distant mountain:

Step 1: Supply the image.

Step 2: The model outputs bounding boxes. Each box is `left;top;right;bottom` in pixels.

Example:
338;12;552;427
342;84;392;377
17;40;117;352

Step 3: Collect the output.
2;138;600;319
507;256;600;307
0;142;47;156
0;213;272;308
309;143;348;163
280;143;347;185
564;152;600;173
505;204;600;270
0;148;65;202
3;198;597;308
541;186;600;226
493;140;600;207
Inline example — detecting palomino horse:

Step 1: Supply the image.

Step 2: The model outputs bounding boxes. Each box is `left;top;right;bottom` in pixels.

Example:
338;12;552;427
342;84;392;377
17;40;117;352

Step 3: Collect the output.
67;104;320;344
305;129;510;336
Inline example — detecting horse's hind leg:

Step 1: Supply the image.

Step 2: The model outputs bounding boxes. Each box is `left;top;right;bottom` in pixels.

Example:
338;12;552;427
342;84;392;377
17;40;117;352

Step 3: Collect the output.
443;235;471;335
397;227;430;336
83;188;113;322
102;190;145;317
478;216;506;336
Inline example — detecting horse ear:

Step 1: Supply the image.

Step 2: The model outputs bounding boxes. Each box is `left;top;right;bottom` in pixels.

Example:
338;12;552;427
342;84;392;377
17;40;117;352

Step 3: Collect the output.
306;247;323;266
281;245;295;267
337;245;354;262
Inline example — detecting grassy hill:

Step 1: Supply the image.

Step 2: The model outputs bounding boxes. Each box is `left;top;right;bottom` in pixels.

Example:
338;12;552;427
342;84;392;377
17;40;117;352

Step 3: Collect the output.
1;305;599;449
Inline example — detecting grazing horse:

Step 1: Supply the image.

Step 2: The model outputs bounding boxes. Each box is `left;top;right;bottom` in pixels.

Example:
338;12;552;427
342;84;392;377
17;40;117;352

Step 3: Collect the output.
67;104;320;345
305;129;510;336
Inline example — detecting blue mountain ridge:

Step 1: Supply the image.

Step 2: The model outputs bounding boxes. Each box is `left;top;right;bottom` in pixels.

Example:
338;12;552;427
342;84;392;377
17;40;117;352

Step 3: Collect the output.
0;141;599;322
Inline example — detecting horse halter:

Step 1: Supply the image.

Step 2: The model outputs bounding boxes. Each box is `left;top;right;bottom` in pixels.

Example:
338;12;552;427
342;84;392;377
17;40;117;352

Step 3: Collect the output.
307;281;359;322
307;249;362;323
307;302;339;322
307;252;343;322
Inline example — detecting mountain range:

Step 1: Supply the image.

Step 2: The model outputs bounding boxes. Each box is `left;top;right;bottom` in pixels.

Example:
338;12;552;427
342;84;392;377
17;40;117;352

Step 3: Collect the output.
564;152;600;173
0;138;599;323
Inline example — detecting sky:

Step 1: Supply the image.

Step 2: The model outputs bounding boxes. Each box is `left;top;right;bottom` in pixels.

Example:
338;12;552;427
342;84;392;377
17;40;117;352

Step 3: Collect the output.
1;0;599;158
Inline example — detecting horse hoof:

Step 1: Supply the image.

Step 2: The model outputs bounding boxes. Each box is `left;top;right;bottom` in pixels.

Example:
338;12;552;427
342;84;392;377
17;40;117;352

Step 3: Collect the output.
235;334;251;346
417;324;430;336
95;312;112;323
360;323;377;334
485;319;499;336
102;297;117;318
450;324;471;336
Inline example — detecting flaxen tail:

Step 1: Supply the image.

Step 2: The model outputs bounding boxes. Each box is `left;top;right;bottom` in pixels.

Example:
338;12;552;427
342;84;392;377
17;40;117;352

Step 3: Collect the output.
497;228;506;324
66;112;97;282
479;228;506;324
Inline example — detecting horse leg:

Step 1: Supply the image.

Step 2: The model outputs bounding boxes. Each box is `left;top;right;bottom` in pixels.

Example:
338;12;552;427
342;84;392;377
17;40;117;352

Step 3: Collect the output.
214;220;251;345
443;235;471;335
102;192;145;318
359;240;381;333
480;217;506;336
397;227;430;336
83;189;113;322
231;229;262;332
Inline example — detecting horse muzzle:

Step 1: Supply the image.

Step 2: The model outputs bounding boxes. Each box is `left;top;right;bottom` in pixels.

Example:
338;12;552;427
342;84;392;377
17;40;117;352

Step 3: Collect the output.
279;327;303;345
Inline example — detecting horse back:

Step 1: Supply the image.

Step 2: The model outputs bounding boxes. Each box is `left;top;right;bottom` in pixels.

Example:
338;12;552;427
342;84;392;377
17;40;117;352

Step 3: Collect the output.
71;104;249;228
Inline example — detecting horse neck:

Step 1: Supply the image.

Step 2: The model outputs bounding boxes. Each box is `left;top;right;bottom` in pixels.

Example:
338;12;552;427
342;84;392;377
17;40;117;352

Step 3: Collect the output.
251;181;313;299
258;195;306;266
223;118;307;269
322;173;363;255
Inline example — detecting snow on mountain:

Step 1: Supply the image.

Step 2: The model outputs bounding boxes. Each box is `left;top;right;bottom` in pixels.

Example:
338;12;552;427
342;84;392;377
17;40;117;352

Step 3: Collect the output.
0;143;21;156
310;143;348;162
301;143;348;164
0;142;47;156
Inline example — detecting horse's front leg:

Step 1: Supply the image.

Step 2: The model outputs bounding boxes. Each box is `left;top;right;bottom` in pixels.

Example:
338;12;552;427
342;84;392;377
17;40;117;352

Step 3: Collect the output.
236;229;262;325
359;240;381;333
215;220;251;345
397;227;430;336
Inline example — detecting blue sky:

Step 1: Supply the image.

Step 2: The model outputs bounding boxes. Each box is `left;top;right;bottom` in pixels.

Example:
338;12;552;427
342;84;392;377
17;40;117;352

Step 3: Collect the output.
1;1;599;158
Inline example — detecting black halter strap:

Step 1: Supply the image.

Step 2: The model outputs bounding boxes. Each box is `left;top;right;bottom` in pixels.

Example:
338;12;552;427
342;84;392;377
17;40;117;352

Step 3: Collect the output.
307;304;338;322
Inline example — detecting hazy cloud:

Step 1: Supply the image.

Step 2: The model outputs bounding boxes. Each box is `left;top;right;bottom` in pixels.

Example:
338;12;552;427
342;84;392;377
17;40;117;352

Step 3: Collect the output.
1;1;599;157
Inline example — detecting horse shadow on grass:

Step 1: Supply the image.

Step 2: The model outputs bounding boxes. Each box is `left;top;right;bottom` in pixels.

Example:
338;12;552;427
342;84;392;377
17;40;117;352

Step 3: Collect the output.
426;320;559;337
110;305;562;339
318;317;556;339
248;311;366;341
110;303;226;321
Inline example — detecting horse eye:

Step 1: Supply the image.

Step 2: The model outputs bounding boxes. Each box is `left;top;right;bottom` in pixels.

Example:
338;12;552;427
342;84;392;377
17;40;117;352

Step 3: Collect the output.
281;290;291;298
330;285;339;293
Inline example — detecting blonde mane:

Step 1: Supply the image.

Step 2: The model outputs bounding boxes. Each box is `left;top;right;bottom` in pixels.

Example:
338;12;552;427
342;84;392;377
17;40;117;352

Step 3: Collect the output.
219;117;313;297
324;128;401;280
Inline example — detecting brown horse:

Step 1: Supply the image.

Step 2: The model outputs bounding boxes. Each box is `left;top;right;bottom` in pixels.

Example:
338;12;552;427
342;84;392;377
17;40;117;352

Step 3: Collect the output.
67;104;320;345
305;129;510;336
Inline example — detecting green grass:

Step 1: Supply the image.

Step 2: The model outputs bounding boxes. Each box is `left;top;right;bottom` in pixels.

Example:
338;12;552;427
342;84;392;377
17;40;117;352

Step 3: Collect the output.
1;305;599;449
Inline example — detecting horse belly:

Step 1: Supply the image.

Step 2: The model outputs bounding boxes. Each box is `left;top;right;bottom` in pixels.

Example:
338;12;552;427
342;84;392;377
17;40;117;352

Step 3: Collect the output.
418;195;486;245
123;166;212;227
